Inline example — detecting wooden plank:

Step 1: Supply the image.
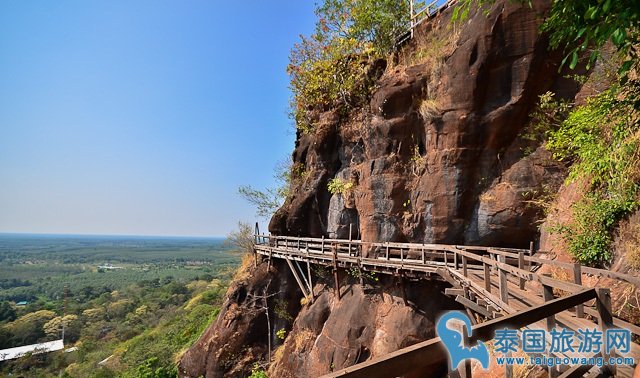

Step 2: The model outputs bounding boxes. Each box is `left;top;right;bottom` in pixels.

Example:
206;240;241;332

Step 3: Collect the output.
557;363;594;378
445;288;465;296
583;307;640;336
322;289;597;378
455;295;492;318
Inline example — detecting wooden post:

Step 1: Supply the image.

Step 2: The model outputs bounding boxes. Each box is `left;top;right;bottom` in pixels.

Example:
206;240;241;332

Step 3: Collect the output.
573;263;584;318
498;255;508;304
458;319;472;378
518;251;525;290
321;235;325;254
333;245;341;300
542;283;557;378
542;284;556;330
444;250;448;267
409;0;414;38
454;251;459;270
349;224;353;256
306;244;314;303
484;262;491;293
398;271;408;306
422;246;426;264
462;256;468;277
596;288;615;376
386;244;389;260
504;352;513;378
400;248;404;262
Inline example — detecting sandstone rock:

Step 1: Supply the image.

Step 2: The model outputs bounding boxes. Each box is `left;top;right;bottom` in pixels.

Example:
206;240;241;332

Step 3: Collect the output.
270;0;577;249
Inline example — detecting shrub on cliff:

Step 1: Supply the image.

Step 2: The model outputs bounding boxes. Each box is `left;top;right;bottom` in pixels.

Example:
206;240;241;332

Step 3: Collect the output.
546;87;640;265
288;0;409;132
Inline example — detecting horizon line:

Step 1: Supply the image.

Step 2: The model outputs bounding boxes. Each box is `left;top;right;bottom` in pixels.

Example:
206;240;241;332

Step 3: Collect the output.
0;231;226;239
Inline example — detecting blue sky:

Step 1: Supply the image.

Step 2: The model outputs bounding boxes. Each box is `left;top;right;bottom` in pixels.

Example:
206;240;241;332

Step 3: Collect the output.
0;1;316;237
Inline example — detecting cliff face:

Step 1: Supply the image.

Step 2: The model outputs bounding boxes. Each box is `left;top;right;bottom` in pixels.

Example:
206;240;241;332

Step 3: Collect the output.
269;0;575;248
180;1;589;377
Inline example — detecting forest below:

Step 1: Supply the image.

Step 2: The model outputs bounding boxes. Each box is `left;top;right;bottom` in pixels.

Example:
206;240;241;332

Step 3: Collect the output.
0;234;241;377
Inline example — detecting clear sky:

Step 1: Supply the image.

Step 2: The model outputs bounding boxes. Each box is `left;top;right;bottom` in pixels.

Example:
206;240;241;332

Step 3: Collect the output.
0;1;316;237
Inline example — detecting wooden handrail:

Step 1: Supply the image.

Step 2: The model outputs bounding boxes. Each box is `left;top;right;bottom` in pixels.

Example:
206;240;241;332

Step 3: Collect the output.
257;234;640;289
322;288;598;378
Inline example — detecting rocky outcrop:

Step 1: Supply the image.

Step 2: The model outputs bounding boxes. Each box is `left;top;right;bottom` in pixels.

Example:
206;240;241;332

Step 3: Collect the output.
270;0;578;248
179;258;461;378
180;1;598;376
179;260;303;378
267;275;460;377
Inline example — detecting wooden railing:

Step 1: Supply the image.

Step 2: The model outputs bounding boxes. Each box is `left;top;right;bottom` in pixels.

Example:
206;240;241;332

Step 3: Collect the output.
397;0;457;44
254;234;640;377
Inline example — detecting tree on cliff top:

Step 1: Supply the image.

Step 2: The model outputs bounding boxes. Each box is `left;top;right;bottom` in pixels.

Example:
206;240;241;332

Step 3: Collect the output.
288;0;409;132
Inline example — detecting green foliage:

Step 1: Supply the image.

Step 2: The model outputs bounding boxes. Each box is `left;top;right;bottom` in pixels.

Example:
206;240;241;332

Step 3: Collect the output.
327;178;354;195
225;221;255;255
248;363;268;378
276;328;287;340
0;235;234;378
546;88;640;265
134;357;175;378
347;267;379;282
288;0;408;132
541;0;640;75
238;185;284;219
273;299;293;322
238;159;302;218
0;301;16;323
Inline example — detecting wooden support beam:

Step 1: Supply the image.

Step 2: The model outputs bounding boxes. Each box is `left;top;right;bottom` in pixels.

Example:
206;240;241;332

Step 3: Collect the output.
498;255;509;304
306;246;314;303
285;258;310;298
444;288;465;297
457;321;472;378
322;288;597;378
483;263;491;293
572;263;584;318
455;295;492;318
542;283;558;378
596;288;615;376
557;363;594;378
462;256;468;277
333;246;341;300
542;284;556;330
518;251;525;290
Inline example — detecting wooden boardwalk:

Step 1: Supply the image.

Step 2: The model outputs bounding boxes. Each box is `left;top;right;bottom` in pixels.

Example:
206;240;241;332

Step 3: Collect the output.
254;233;640;378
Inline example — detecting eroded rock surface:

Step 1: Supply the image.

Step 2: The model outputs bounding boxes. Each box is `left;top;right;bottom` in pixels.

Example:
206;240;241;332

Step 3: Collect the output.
270;0;576;248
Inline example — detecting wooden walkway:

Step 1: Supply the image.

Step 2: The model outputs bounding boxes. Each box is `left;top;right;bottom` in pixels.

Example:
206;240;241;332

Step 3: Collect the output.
254;233;640;378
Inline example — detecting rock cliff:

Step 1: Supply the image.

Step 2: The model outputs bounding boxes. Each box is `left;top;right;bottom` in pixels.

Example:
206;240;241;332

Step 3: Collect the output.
269;0;576;248
179;0;591;376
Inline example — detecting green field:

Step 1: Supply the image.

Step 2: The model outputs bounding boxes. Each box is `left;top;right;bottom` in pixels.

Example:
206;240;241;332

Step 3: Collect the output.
0;233;241;377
